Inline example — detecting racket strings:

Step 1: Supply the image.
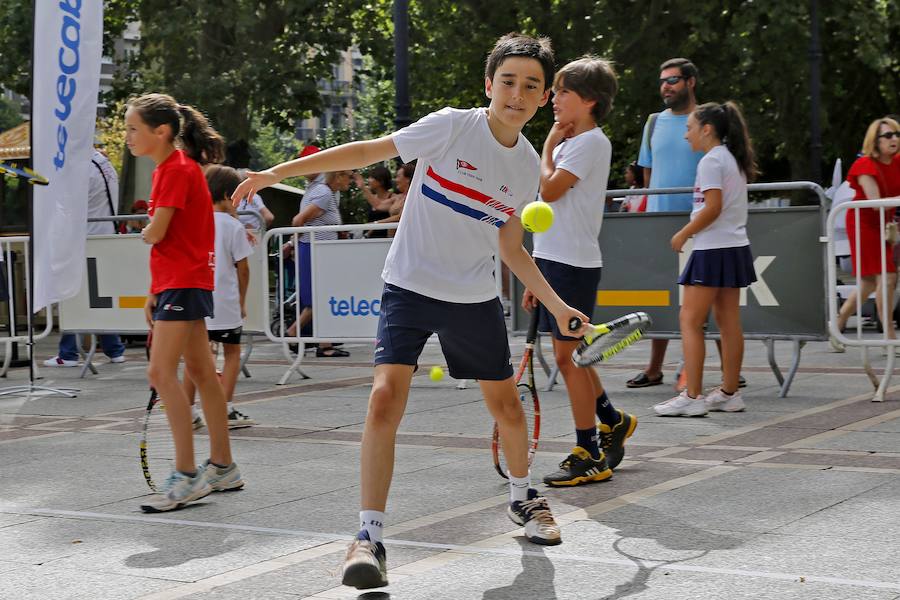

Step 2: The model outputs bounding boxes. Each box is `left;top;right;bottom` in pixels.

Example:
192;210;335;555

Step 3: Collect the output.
143;400;178;491
578;326;644;364
600;328;645;360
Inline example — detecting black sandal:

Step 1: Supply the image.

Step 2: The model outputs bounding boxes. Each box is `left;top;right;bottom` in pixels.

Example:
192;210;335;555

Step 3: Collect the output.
625;372;663;388
316;347;350;358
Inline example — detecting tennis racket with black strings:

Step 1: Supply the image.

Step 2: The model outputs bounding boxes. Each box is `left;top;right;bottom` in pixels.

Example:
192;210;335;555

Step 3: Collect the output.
570;312;652;367
492;306;541;479
139;330;177;491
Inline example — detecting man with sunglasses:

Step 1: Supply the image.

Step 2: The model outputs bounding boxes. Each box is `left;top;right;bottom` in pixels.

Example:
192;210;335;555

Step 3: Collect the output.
626;58;705;389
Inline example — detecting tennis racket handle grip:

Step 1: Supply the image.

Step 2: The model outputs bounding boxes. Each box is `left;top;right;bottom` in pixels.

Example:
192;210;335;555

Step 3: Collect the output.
568;317;582;332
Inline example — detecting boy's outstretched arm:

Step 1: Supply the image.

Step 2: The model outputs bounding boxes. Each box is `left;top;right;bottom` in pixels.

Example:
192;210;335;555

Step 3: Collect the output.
498;216;591;336
232;136;400;205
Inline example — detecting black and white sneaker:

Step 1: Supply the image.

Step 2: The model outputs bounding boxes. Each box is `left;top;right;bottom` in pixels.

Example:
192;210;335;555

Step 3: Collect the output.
543;446;612;487
227;408;255;429
341;530;388;589
508;488;562;546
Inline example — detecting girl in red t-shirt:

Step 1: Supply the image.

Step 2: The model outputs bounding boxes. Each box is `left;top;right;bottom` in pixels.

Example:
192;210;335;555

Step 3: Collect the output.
835;117;900;343
125;93;242;512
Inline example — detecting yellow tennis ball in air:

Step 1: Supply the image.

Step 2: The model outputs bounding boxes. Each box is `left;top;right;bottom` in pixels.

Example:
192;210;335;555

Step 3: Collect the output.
521;201;554;233
429;366;444;381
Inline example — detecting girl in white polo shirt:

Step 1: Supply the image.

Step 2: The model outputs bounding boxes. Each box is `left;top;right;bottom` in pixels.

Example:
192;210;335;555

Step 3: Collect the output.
656;101;757;417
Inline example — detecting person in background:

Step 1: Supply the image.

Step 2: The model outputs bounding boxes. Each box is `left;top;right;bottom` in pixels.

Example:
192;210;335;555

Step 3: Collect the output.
44;149;127;367
355;165;394;238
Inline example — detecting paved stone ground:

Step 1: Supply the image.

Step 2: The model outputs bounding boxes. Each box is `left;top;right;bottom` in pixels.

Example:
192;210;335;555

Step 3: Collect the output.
1;333;899;600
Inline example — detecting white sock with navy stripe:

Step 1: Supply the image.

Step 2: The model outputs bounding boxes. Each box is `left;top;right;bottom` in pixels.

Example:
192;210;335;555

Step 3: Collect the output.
360;510;385;543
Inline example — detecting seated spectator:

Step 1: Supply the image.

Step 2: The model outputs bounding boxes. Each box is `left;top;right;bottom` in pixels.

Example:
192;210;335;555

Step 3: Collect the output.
372;162;416;237
286;170;353;357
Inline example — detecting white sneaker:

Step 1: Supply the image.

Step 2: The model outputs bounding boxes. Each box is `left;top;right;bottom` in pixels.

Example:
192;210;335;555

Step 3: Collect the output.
109;355;126;364
43;356;78;367
192;415;205;430
227;408;256;428
705;387;746;412
140;470;212;513
653;391;708;417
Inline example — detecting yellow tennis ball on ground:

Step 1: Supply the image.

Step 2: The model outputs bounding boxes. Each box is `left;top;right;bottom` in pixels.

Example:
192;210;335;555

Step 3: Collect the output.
521;201;554;233
429;366;444;381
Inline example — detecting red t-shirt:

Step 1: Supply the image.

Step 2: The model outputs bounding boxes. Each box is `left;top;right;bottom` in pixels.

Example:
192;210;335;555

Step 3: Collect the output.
846;155;900;232
148;150;215;294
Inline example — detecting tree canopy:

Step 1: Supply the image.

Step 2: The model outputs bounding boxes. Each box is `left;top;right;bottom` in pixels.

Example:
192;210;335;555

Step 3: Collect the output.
1;1;898;185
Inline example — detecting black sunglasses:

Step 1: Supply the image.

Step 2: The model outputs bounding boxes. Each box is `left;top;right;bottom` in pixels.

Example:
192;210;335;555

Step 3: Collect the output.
659;75;687;85
879;131;900;140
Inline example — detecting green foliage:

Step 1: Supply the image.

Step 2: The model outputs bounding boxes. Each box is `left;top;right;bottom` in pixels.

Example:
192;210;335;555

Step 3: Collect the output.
0;1;137;96
0;95;22;132
117;0;364;144
353;0;900;186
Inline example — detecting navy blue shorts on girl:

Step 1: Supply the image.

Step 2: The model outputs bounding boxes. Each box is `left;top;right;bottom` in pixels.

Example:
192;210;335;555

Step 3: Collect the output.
374;283;513;381
153;288;214;321
678;245;757;288
535;257;601;341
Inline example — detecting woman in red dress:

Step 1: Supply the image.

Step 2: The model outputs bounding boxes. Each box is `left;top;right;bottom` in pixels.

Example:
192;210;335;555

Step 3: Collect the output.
835;117;900;339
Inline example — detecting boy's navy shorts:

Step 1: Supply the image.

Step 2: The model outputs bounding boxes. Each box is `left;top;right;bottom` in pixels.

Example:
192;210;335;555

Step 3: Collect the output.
208;326;242;345
153;288;214;322
374;283;513;381
535;257;601;341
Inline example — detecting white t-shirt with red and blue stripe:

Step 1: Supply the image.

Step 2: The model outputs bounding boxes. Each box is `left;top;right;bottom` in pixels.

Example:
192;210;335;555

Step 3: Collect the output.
388;107;540;303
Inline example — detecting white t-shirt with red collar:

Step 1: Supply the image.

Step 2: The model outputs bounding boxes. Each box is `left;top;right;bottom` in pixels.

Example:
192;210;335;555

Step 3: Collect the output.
389;107;540;303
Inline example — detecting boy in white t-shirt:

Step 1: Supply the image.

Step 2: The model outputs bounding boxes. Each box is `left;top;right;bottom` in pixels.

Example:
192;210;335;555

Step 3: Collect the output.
232;33;591;590
525;56;638;487
185;165;255;430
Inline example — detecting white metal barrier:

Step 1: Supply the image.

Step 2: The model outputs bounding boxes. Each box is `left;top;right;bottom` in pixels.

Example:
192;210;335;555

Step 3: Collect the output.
0;236;54;378
826;197;900;401
263;222;506;384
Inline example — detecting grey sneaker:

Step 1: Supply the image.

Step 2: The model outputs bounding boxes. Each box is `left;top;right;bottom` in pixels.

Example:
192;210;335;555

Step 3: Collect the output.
201;460;244;491
342;530;388;589
140;470;212;513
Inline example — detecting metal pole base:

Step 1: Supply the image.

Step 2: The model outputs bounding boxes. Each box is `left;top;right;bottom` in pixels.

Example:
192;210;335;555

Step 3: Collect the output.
0;382;79;398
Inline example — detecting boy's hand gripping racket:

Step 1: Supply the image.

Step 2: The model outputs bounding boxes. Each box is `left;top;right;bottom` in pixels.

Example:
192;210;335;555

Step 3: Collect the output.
139;330;177;491
492;306;541;479
570;312;652;367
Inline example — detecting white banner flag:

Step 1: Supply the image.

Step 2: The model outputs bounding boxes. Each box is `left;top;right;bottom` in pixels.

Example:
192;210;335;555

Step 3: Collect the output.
32;1;104;312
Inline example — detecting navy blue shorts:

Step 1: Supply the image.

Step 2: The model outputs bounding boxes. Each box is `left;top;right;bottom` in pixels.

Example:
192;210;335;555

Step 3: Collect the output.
535;258;601;341
208;326;242;345
678;245;757;288
153;288;214;321
374;284;513;381
298;242;312;309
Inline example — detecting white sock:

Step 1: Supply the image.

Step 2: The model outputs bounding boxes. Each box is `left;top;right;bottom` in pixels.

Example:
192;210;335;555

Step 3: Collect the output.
191;404;200;420
360;510;385;543
509;472;530;503
227;402;235;414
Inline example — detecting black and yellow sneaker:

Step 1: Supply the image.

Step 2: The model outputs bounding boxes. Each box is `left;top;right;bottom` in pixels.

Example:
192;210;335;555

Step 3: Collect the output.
599;410;638;471
542;446;612;487
341;530;388;589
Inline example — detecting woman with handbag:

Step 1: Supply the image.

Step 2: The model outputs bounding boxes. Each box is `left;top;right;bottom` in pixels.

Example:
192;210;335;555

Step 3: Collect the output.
834;117;900;346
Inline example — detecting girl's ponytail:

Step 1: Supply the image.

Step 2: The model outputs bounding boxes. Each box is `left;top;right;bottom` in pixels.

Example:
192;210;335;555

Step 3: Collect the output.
694;101;758;181
721;101;757;182
177;104;225;165
127;93;224;165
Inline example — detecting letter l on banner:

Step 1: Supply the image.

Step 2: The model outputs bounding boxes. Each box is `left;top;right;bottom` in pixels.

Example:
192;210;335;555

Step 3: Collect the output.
32;1;104;312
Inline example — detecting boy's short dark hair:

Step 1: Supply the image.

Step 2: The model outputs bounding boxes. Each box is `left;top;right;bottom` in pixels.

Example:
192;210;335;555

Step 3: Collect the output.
659;57;699;83
205;164;242;204
554;56;618;122
485;33;555;91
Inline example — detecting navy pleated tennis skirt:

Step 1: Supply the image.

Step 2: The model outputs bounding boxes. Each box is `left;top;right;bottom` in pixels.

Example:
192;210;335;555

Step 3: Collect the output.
678;245;757;288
